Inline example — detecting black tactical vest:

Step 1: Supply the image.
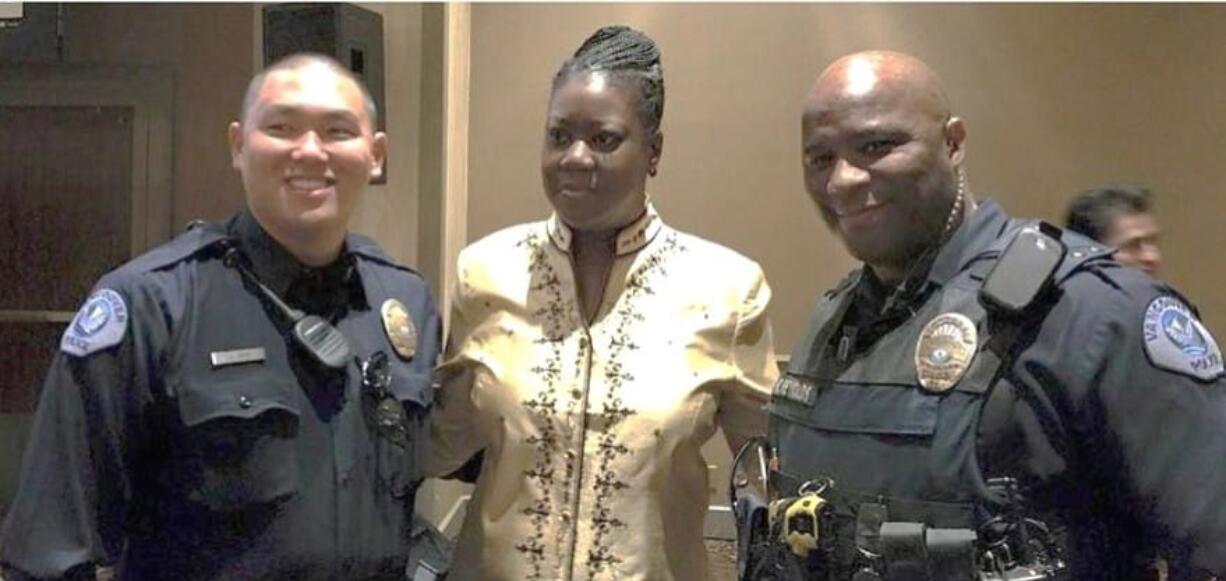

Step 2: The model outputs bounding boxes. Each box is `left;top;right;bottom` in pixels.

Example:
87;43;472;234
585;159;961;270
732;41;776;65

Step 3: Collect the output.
766;220;1110;579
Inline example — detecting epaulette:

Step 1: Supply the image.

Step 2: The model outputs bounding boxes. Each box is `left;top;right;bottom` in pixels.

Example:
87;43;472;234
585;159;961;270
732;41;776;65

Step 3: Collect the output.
1053;228;1115;283
985;218;1114;282
347;233;423;278
978;220;1115;317
120;221;229;274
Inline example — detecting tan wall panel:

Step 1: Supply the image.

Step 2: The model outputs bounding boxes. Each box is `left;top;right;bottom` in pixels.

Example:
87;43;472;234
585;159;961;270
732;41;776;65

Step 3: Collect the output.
349;3;425;267
467;3;1226;349
66;3;254;229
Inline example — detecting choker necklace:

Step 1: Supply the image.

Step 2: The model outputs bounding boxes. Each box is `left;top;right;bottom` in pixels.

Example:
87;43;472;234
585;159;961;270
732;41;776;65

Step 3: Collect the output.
940;168;967;238
879;168;969;316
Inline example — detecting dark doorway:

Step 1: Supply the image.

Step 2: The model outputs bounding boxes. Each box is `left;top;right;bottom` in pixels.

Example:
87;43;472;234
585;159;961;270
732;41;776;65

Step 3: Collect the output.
0;64;173;515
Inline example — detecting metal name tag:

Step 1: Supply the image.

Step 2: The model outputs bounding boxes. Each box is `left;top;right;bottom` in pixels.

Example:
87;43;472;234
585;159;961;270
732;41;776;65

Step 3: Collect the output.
773;375;817;406
210;347;267;369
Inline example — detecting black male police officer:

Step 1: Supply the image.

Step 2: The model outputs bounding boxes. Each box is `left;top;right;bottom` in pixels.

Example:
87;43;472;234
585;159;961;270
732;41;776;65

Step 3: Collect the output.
0;54;445;580
751;51;1226;580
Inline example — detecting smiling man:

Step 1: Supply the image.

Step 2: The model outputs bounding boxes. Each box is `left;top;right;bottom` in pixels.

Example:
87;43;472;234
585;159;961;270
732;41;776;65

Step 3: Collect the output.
753;51;1226;580
0;54;444;580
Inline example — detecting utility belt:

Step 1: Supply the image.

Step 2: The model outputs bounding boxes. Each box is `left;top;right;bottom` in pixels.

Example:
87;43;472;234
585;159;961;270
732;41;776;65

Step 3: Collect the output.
733;443;1066;581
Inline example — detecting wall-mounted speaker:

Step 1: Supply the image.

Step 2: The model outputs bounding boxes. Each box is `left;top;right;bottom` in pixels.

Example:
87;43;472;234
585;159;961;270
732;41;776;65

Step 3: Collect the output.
0;3;58;61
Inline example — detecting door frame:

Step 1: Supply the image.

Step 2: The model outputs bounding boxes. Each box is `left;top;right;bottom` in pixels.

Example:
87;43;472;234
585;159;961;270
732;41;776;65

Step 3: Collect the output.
0;62;174;323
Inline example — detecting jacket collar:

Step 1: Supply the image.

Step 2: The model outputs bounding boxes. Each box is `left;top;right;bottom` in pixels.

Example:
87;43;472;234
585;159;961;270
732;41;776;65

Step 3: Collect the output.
228;210;362;306
547;201;662;257
926;199;1011;286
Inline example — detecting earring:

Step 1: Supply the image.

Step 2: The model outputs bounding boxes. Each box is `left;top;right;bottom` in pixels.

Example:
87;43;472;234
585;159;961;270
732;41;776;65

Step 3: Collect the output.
648;166;658;177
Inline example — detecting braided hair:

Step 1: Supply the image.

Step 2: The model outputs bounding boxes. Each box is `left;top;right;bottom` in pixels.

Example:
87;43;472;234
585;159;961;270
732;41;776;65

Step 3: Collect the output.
553;25;665;135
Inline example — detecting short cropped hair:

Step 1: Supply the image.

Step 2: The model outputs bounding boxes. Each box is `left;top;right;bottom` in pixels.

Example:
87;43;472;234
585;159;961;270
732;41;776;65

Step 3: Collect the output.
1065;184;1154;242
240;53;378;128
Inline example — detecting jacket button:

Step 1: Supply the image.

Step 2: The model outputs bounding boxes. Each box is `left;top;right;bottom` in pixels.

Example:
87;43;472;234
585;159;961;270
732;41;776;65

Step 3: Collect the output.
238;395;253;409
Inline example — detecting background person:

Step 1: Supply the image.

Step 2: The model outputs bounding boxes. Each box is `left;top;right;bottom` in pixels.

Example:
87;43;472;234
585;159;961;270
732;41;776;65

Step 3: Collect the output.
1065;183;1163;275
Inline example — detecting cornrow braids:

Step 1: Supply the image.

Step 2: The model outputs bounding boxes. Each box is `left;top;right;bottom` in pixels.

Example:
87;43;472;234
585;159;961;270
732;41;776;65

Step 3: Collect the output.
553;25;665;135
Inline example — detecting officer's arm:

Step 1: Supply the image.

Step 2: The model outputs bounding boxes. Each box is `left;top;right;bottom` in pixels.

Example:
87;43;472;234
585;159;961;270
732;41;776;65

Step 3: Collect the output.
716;266;779;456
1075;277;1226;576
0;283;164;579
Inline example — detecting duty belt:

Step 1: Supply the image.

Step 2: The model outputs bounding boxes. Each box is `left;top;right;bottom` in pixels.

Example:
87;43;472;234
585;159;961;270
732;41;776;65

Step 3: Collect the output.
736;458;1067;581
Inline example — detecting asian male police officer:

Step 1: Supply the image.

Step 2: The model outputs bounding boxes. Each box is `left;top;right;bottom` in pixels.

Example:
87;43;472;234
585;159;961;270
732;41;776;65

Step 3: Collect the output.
750;50;1226;580
0;54;446;580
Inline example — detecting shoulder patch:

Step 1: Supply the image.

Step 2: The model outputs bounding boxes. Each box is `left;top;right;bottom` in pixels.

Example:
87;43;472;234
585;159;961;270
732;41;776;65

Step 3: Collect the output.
1143;296;1224;381
61;289;129;357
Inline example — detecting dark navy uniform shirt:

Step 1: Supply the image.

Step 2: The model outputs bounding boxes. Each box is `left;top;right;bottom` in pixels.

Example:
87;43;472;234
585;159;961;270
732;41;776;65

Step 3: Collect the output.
774;200;1226;578
0;211;441;580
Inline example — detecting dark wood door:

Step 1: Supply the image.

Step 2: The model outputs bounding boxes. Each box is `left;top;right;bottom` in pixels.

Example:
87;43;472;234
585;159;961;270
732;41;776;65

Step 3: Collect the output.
1;105;135;411
0;64;172;516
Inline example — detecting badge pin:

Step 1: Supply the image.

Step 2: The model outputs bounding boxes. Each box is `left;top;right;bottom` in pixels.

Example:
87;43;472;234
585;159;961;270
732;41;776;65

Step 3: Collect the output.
381;299;417;360
915;312;978;393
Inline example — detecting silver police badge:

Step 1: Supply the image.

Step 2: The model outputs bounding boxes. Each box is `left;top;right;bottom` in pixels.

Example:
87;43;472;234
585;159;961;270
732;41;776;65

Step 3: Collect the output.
381;299;417;360
915;312;978;393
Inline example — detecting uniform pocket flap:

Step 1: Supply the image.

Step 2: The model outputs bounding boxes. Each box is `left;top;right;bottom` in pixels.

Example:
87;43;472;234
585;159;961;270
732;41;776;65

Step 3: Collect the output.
178;371;302;427
777;382;938;437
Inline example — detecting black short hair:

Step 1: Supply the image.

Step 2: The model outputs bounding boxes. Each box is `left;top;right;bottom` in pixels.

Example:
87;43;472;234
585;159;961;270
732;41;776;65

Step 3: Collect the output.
1065;184;1154;242
240;53;377;128
552;25;665;135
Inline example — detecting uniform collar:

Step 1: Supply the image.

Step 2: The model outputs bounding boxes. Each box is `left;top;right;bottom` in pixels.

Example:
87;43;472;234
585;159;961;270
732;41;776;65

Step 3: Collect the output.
850;199;1010;317
547;201;662;257
229;210;361;304
926;199;1011;286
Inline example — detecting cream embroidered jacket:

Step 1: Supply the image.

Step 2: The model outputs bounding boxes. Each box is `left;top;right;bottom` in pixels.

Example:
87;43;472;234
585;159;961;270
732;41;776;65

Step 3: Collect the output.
429;206;778;581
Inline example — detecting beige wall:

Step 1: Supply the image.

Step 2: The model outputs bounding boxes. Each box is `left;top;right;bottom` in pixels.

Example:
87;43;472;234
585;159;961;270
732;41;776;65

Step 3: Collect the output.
466;3;1226;349
66;3;255;227
70;3;425;263
248;3;426;266
349;3;425;267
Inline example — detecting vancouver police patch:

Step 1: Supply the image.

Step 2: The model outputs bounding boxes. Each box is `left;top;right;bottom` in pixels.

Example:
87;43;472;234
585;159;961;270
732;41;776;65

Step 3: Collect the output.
1143;296;1223;381
61;289;129;357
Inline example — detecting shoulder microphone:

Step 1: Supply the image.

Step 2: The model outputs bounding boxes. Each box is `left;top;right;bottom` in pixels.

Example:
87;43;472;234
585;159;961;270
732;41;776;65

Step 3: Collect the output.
223;246;353;370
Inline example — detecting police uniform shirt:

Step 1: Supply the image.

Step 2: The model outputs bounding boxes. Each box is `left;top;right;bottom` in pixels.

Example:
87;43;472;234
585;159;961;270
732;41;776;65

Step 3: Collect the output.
773;200;1226;577
0;210;441;580
429;204;779;581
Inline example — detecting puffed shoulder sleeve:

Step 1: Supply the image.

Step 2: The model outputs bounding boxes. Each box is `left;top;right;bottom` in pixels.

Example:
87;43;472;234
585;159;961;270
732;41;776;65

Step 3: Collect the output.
716;264;779;455
1070;275;1226;575
427;257;489;478
0;276;168;579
